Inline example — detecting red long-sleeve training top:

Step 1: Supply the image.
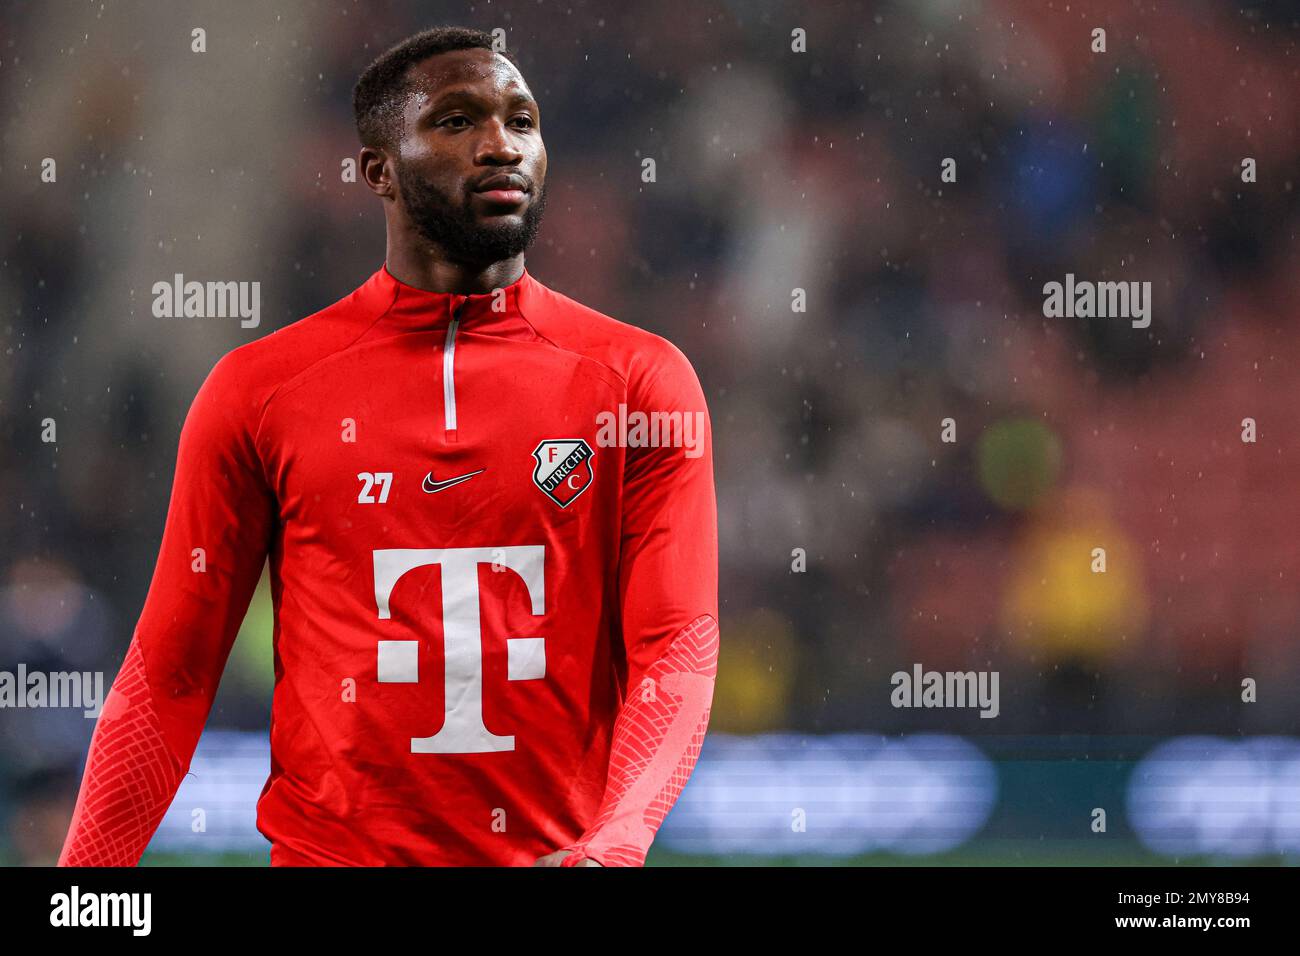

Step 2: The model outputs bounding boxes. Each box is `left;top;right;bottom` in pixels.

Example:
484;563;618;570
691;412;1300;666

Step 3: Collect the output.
59;264;719;866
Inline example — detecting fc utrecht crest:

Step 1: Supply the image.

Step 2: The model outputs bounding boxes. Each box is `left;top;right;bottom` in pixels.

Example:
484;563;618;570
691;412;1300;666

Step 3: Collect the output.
532;439;595;507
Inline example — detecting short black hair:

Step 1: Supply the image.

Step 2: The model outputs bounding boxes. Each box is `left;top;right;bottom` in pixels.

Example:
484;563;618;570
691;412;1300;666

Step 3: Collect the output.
353;27;520;150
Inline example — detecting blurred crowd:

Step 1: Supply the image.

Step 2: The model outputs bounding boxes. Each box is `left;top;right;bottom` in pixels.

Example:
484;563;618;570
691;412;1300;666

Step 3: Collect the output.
2;0;1299;863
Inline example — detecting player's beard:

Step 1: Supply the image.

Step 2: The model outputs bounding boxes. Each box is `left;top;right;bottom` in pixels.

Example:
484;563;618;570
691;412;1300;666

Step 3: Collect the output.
395;160;546;266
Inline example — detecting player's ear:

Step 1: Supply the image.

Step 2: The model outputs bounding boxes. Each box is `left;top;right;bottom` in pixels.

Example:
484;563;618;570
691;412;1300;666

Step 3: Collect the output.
359;146;396;199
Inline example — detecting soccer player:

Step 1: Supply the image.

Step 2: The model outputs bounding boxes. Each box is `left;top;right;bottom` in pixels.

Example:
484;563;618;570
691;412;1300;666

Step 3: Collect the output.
59;26;719;867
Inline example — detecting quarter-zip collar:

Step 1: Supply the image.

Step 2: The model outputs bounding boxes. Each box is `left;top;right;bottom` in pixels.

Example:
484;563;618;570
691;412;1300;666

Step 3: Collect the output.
359;262;541;337
354;263;542;445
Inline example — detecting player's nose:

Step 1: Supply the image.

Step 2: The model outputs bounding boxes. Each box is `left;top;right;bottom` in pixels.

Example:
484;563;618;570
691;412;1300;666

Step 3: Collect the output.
474;118;524;166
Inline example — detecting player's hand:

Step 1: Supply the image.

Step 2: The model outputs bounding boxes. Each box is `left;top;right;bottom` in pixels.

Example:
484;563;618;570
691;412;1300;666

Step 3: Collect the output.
534;850;602;867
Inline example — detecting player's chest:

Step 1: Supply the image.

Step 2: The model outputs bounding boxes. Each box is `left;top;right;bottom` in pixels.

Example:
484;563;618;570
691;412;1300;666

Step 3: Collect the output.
261;338;624;542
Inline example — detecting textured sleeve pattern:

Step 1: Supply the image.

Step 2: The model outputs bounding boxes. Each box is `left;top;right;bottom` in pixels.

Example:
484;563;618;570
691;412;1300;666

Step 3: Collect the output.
57;638;185;866
59;352;276;866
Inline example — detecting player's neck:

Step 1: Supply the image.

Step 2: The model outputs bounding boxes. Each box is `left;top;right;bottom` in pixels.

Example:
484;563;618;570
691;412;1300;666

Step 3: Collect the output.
385;241;525;296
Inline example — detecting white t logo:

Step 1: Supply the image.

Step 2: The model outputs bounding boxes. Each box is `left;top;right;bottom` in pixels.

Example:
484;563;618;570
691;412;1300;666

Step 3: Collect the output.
373;546;545;754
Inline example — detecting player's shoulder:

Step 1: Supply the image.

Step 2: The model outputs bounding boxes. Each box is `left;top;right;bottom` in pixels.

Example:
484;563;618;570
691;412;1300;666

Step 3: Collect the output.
203;278;379;405
522;274;701;399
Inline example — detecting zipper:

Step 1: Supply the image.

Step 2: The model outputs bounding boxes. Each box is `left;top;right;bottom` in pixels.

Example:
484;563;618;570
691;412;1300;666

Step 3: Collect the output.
443;300;467;442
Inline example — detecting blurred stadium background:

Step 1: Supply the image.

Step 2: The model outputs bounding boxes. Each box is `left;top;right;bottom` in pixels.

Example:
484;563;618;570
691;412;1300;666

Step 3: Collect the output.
2;0;1299;865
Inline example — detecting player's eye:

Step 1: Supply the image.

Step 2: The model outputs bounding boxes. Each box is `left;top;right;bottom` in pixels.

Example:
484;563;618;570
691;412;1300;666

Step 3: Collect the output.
438;115;472;129
509;114;535;130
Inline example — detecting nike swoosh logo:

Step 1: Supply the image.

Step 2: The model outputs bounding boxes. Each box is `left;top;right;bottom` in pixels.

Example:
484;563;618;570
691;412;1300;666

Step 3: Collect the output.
422;468;485;494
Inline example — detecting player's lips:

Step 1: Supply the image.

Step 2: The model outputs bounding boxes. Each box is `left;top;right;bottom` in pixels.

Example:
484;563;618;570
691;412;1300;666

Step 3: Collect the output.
475;188;527;205
472;174;530;208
